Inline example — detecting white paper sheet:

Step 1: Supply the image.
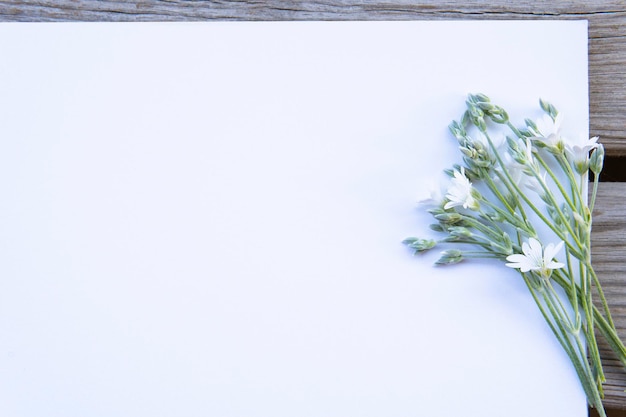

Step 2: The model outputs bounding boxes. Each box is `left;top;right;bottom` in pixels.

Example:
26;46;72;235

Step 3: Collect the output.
0;21;588;417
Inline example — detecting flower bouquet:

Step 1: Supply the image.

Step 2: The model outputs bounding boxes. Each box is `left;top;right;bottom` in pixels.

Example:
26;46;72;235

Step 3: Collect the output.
403;94;624;417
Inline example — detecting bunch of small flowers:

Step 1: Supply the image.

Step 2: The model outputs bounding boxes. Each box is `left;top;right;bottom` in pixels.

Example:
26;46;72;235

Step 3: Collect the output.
404;93;622;417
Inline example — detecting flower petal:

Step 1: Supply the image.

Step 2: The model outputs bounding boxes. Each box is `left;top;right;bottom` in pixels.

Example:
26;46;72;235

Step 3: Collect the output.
543;240;564;265
546;261;565;270
505;254;534;272
527;238;542;256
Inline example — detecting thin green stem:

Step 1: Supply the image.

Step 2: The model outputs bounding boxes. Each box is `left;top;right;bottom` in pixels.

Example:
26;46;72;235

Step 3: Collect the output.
551;271;626;368
564;248;579;322
536;155;578;212
483;131;584;259
481;169;518;215
590;169;600;214
460;216;509;244
540;280;606;415
526;274;606;415
506;121;525;140
544;279;576;331
555;152;586;212
478;196;528;232
548;273;605;388
527;165;587;254
588;264;615;329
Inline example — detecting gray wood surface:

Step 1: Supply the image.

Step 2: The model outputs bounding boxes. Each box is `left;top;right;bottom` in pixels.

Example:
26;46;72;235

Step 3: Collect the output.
1;0;626;412
593;182;626;410
1;1;626;156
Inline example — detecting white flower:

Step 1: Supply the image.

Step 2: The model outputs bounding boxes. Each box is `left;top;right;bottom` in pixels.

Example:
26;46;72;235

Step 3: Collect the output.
496;152;514;176
418;180;447;207
524;171;548;197
565;134;599;173
524;138;535;162
478;131;505;149
531;113;565;150
444;167;479;210
494;152;528;188
505;237;565;277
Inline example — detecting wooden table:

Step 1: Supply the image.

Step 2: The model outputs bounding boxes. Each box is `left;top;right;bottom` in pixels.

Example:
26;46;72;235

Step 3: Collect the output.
2;1;625;414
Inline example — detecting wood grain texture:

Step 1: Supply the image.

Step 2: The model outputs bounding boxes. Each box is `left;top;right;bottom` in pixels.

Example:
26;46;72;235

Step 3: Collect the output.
593;182;626;410
1;0;625;411
0;1;626;155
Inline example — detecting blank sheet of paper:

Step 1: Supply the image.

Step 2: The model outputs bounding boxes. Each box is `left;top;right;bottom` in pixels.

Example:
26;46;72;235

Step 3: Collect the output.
0;21;588;417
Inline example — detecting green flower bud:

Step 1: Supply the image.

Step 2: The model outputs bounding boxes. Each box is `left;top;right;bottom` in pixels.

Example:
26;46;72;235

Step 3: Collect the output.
449;121;467;141
547;206;562;226
525;118;538;133
470;93;491;103
580;245;591;263
506;136;520;152
509;147;526;165
427;207;446;216
466;103;487;132
538;191;552;205
489;240;511;255
475;117;487;132
477;101;496;112
461;110;471;127
435;249;464;265
460;146;475;159
468;188;482;211
551;140;566;156
572;211;588;229
573;213;590;243
502;192;519;211
448;226;473;238
489;107;509;124
468;104;484;118
590;143;604;175
472;158;492;169
486;211;505;223
501;232;513;255
429;224;445;233
582;206;591;223
539;98;558;120
435;212;464;224
402;237;437;253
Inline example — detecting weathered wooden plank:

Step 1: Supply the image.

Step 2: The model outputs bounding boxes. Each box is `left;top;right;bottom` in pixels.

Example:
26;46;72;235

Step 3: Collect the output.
593;182;626;410
0;1;625;156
